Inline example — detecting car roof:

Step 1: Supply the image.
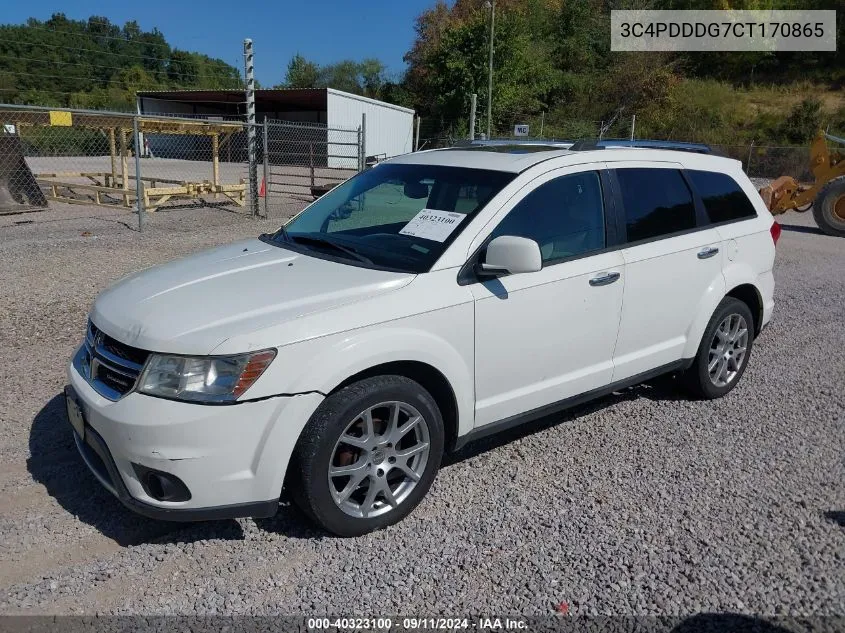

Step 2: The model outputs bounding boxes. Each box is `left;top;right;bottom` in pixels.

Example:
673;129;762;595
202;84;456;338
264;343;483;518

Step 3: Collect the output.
386;145;737;174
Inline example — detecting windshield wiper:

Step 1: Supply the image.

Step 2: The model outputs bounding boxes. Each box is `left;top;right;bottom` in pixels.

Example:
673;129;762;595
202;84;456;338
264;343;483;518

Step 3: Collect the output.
289;234;373;264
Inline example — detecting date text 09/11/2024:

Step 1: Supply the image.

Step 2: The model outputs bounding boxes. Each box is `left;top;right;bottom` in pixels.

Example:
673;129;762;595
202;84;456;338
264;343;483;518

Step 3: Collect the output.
307;617;529;630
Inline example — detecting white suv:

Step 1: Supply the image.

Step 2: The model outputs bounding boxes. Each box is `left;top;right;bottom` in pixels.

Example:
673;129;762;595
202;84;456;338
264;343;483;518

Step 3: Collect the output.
66;145;777;536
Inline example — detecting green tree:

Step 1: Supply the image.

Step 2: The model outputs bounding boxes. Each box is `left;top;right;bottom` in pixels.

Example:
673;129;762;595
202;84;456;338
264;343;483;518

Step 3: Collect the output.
410;5;558;134
317;60;364;93
283;54;320;88
0;14;241;108
359;58;387;98
782;98;823;144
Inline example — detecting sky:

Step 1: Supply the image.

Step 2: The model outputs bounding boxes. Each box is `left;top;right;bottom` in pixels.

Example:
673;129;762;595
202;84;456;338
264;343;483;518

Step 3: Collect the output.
3;0;437;86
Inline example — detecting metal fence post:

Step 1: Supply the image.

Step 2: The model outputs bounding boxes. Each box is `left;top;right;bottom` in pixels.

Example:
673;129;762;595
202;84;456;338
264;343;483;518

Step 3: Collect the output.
243;38;259;218
361;112;367;169
747;140;755;176
415;116;421;151
119;128;129;207
469;93;477;141
309;144;315;187
262;119;269;218
357;125;363;172
630;114;636;141
108;128;117;188
132;116;145;232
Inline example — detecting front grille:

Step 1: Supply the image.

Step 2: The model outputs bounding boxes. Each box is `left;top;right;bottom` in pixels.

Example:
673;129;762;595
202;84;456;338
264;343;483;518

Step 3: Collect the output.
77;321;150;400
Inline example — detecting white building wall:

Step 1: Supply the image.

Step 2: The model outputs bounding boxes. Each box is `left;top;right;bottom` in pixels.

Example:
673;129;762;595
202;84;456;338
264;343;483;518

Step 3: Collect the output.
326;88;415;168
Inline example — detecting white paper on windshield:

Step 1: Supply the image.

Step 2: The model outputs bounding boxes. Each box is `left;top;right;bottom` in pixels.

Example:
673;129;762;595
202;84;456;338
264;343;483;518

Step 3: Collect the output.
399;209;465;242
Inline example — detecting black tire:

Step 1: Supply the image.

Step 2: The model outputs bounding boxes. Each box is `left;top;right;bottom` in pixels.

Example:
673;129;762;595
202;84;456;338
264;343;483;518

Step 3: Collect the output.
812;176;845;238
683;297;755;400
289;375;444;536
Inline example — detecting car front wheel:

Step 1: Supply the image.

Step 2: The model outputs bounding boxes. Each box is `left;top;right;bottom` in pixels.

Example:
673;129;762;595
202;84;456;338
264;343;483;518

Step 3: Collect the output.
290;375;444;536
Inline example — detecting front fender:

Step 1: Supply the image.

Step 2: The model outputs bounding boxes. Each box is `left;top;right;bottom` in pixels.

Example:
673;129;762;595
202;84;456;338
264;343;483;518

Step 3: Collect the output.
254;302;475;433
247;305;475;502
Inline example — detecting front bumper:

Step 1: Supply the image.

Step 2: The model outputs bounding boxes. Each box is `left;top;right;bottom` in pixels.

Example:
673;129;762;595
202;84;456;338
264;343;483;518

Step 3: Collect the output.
67;360;324;521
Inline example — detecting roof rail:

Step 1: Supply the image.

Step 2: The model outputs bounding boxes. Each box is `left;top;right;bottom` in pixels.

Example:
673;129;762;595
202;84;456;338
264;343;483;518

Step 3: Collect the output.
455;139;574;148
569;138;712;154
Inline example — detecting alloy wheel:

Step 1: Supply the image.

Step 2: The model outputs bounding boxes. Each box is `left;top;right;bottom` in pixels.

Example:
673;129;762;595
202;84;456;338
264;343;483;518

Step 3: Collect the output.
708;313;749;388
328;401;430;518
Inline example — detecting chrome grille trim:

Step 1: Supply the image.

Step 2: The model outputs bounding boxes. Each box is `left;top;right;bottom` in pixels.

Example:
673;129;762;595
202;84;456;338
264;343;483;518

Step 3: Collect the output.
74;320;151;401
90;342;145;374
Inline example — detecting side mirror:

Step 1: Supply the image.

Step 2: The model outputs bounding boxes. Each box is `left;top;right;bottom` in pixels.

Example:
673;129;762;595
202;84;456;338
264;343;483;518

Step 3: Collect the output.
479;235;542;276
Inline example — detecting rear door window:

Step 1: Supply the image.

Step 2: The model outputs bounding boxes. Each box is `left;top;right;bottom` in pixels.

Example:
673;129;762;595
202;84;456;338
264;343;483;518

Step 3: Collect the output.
615;168;697;243
687;170;758;224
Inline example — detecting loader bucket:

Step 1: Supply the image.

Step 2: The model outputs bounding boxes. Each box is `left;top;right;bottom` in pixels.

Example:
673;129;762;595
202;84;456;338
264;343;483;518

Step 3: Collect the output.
759;175;799;215
0;135;48;213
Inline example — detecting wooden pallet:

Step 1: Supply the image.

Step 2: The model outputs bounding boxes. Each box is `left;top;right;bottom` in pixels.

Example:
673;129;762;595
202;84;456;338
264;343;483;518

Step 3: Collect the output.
35;171;246;212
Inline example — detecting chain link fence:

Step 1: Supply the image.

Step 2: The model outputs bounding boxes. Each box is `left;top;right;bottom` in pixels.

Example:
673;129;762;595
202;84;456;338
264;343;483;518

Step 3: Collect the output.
0;104;255;226
261;120;361;216
710;144;811;181
0;103;368;229
418;114;811;183
0;102;817;231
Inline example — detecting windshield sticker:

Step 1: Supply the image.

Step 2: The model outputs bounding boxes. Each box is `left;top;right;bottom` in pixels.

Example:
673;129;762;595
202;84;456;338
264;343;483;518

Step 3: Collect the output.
399;209;466;243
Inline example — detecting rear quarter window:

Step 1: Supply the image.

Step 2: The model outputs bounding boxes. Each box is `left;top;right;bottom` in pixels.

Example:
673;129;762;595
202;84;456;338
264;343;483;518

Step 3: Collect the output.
687;170;758;224
615;168;697;243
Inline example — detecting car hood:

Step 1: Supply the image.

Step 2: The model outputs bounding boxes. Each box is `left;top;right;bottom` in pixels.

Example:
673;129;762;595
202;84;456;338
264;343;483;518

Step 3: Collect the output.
90;238;414;355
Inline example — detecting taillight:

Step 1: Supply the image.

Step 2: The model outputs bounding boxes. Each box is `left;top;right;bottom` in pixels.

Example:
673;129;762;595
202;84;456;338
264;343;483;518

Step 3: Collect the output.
770;221;781;246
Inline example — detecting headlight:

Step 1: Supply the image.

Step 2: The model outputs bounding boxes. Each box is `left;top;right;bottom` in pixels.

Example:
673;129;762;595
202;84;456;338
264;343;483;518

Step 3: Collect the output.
138;349;276;403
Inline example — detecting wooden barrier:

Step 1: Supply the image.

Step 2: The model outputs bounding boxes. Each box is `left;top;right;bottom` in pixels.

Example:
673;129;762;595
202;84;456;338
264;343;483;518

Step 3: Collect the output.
6;111;248;213
35;171;246;212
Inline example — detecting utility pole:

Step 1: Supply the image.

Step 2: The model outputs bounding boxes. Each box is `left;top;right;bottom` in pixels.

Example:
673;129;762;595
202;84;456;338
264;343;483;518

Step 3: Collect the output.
486;0;495;139
243;38;258;218
469;93;477;141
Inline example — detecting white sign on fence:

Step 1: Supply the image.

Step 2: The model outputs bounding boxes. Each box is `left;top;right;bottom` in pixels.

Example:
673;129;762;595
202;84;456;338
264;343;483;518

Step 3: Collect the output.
514;124;530;137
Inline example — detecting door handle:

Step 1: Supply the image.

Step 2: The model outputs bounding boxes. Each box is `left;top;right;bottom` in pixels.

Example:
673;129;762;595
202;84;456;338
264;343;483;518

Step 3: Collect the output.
697;246;719;259
589;271;621;287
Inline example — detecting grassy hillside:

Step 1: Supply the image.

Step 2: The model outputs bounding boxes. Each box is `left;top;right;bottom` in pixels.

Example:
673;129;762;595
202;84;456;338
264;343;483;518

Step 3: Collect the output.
611;81;845;145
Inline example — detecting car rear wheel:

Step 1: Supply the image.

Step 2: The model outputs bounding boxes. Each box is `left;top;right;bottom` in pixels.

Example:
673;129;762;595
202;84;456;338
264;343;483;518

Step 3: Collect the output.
684;297;755;399
290;375;444;536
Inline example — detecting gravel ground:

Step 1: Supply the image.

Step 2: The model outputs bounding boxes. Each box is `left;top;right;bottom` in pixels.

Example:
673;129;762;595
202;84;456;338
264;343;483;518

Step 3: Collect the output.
0;195;843;617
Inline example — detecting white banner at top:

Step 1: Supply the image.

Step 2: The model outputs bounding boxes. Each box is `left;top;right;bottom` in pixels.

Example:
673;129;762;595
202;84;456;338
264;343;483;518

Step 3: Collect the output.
611;10;837;52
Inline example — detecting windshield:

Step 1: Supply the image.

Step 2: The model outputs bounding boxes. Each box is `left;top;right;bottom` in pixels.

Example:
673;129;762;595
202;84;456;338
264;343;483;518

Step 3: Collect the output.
264;163;515;273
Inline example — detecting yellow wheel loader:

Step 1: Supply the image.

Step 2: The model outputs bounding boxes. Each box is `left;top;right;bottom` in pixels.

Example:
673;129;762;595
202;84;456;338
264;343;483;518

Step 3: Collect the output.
759;131;845;237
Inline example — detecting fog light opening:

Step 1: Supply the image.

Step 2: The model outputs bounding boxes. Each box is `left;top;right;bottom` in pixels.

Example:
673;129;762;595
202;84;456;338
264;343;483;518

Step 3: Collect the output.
132;464;192;502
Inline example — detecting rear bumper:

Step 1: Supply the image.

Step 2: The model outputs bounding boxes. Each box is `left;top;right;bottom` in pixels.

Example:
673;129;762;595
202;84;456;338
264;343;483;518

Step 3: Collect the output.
759;270;775;332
